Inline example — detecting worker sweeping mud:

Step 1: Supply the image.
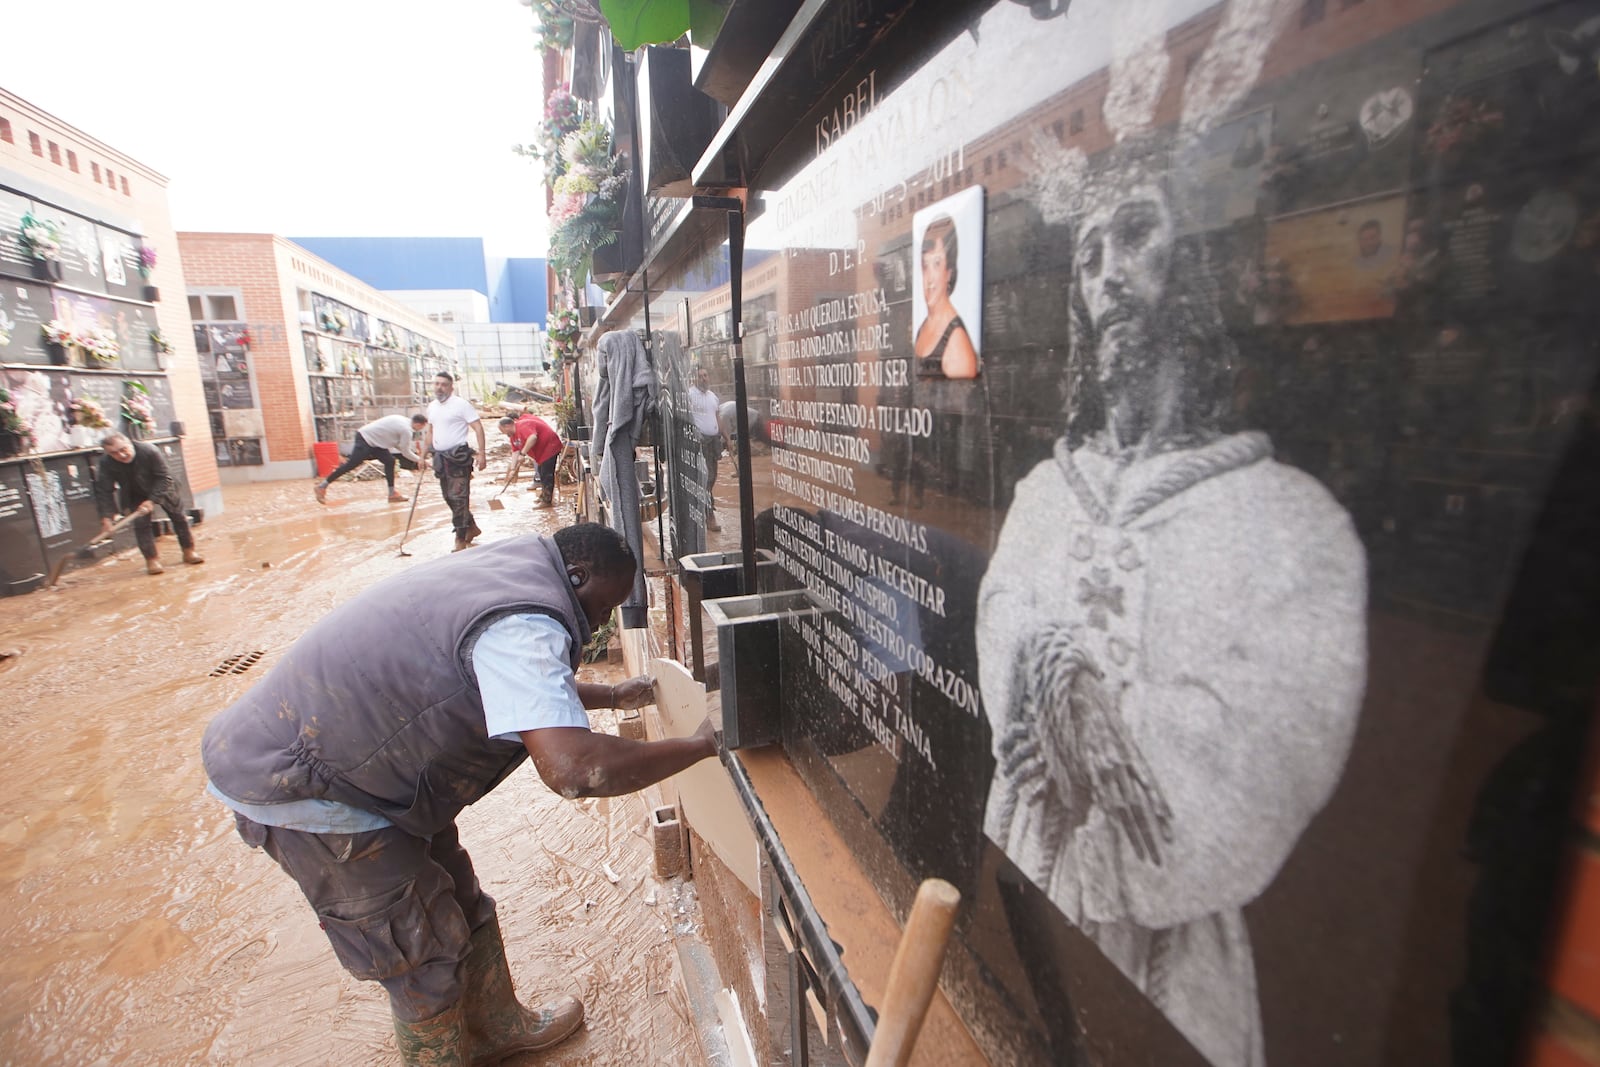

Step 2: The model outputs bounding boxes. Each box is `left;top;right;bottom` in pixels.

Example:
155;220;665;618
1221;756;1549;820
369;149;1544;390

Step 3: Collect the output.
497;412;563;507
200;523;717;1065
94;432;203;575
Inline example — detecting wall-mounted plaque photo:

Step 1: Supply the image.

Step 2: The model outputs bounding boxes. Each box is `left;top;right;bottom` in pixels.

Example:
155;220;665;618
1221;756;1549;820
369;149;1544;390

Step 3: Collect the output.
1180;108;1273;233
911;185;984;382
1264;194;1409;324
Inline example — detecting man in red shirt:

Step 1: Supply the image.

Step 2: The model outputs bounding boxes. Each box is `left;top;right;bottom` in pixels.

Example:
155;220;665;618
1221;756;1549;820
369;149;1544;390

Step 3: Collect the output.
498;414;564;507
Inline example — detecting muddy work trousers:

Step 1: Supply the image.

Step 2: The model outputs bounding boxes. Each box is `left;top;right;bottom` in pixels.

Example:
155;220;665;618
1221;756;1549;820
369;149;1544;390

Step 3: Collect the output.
132;495;194;560
432;447;475;536
700;434;722;492
233;815;496;1022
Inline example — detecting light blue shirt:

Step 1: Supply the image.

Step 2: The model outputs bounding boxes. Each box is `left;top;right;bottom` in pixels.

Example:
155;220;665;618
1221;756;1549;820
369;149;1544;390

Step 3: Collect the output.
208;613;589;833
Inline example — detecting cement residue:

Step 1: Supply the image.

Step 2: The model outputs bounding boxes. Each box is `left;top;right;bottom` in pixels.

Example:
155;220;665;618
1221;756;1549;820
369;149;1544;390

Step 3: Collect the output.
0;471;703;1065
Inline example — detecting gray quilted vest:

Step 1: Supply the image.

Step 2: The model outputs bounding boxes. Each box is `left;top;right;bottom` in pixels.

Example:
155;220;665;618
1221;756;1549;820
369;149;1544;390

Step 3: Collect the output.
201;534;590;835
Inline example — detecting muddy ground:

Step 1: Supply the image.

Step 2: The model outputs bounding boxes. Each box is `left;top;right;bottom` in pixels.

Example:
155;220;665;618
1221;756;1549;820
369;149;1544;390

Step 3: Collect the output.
0;464;705;1065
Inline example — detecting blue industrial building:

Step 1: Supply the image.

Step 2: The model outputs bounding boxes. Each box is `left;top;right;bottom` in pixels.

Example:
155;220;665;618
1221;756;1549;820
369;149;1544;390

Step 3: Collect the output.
290;236;549;328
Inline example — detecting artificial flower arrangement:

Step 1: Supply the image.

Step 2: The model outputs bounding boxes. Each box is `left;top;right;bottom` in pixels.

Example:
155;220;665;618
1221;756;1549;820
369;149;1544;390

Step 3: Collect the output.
121;381;154;430
0;386;37;452
237;327;253;348
319;308;348;334
150;330;175;356
18;211;63;261
376;327;400;350
547;119;625;290
82;327;121;365
548;305;581;363
0;307;13;348
42;319;80;350
137;245;158;279
70;396;110;429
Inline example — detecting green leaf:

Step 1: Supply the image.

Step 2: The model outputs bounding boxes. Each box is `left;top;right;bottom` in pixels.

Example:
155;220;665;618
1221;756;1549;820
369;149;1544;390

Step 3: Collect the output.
598;0;690;50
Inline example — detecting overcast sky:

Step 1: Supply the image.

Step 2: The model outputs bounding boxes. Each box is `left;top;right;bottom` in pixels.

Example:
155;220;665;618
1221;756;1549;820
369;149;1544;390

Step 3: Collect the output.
5;0;551;257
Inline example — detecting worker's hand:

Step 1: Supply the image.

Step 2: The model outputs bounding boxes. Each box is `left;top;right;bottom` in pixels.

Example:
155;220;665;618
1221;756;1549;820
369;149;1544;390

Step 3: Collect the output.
693;714;719;757
476;454;487;472
136;500;155;516
612;675;655;711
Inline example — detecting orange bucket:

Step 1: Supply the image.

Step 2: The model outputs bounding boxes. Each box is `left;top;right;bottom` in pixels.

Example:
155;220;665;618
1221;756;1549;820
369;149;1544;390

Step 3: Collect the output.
313;441;342;478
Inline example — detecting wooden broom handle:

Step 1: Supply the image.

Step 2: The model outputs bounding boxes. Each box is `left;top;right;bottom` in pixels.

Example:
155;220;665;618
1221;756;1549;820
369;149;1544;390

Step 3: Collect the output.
864;878;961;1067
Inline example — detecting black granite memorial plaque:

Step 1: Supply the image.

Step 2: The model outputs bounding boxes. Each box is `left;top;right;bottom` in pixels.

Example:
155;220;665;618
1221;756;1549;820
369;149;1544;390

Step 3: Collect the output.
29;454;100;566
53;209;105;294
0;190;34;279
0;465;47;593
637;1;1600;1063
0;280;54;364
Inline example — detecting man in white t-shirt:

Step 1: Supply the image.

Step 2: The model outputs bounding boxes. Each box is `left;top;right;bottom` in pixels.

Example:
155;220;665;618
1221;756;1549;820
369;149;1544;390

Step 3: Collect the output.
422;371;487;551
687;366;722;531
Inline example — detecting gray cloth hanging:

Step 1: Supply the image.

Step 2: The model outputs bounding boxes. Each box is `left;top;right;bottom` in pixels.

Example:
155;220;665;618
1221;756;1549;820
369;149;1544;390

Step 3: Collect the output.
591;331;658;625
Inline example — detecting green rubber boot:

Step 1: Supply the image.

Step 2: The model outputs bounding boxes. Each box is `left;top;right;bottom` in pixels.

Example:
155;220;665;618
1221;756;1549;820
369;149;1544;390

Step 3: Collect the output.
393;1001;469;1066
463;915;584;1065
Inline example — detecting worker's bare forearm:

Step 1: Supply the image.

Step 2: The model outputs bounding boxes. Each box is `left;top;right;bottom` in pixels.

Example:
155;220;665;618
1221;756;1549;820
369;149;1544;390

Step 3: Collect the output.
530;729;716;798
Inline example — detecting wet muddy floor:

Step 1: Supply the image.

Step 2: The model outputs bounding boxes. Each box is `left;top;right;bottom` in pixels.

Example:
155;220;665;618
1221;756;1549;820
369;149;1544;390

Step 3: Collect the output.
0;465;705;1065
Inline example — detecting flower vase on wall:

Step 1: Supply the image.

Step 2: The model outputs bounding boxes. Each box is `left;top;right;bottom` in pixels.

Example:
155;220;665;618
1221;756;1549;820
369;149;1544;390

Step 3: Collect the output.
46;342;68;366
142;284;160;302
32;259;64;283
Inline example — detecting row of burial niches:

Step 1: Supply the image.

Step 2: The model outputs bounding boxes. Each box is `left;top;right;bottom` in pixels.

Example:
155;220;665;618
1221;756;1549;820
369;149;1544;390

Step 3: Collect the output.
651;1;1600;1066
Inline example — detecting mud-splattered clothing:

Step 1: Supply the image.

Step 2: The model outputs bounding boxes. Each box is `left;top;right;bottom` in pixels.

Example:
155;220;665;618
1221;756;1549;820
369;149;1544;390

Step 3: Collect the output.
201;534;591;1021
93;440;194;558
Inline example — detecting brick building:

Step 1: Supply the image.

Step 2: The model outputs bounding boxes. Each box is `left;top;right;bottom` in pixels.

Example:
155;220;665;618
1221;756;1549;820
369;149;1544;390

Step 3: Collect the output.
0;89;218;593
176;233;456;483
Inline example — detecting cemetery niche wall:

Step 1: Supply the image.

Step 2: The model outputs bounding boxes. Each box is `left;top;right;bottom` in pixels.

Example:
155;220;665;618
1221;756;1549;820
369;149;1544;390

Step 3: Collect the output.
631;0;1600;1063
0;180;192;596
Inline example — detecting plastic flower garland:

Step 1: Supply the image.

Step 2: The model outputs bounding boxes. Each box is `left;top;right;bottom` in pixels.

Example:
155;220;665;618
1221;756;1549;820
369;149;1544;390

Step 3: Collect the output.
138;245;158;278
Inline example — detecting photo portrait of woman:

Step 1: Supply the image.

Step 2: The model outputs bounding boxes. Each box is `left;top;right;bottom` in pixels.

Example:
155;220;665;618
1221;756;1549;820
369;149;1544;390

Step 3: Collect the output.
913;212;981;380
